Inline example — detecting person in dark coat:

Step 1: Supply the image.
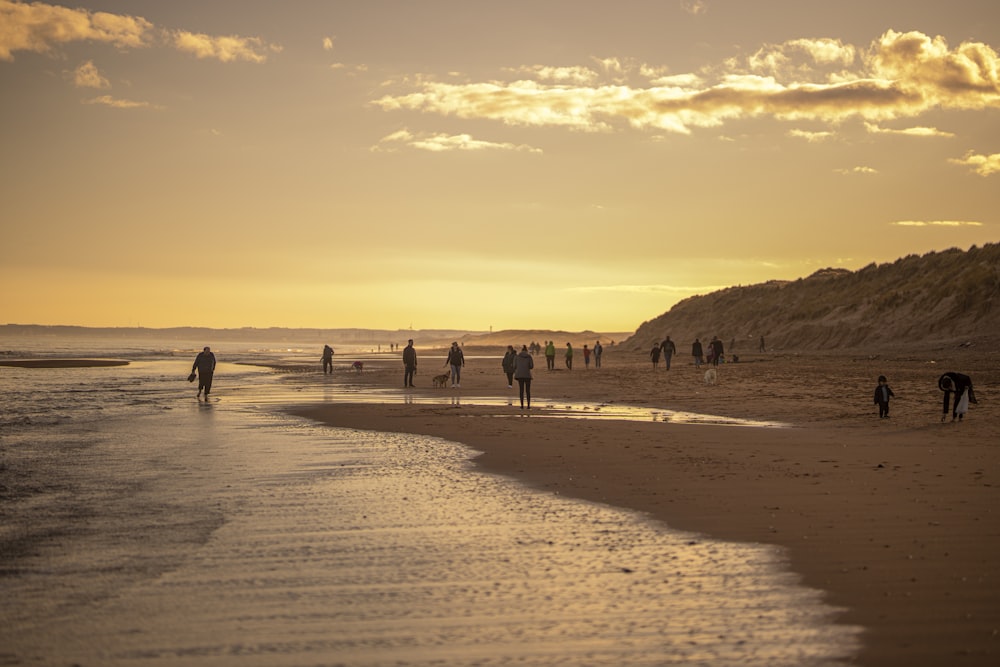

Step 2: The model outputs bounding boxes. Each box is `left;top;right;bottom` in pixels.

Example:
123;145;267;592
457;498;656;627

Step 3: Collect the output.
692;338;704;368
192;346;216;400
873;374;895;418
501;345;517;388
321;345;334;374
513;345;534;410
402;339;417;387
938;372;977;421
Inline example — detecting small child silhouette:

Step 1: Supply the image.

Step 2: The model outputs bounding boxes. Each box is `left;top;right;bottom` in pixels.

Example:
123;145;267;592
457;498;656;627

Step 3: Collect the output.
873;375;895;419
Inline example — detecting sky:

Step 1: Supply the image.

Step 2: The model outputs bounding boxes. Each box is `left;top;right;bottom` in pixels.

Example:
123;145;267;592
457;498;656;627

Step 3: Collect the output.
1;0;998;332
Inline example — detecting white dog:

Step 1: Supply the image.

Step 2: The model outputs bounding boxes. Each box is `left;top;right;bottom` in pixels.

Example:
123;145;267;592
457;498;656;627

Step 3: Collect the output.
703;367;718;385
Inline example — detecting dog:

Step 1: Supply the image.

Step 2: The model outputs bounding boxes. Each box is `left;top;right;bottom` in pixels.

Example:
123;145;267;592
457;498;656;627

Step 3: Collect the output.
351;361;364;374
703;367;718;385
432;370;451;388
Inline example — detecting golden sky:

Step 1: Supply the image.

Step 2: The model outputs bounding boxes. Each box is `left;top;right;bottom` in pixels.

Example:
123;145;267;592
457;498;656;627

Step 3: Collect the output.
1;0;998;331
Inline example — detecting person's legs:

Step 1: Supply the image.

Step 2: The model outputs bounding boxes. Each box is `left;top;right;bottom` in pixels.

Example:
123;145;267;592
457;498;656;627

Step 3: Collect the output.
451;364;461;387
202;373;213;398
517;379;526;408
524;379;531;409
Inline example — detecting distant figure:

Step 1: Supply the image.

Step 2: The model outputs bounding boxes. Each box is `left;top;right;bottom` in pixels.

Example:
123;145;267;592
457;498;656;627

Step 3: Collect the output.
759;336;766;353
659;336;677;370
402;339;417;387
322;344;335;374
502;345;517;388
593;340;603;368
710;336;724;367
564;342;573;370
939;372;977;422
545;340;556;370
582;344;591;369
513;344;534;409
446;341;465;387
873;375;895;419
649;343;661;369
692;338;704;368
192;346;217;401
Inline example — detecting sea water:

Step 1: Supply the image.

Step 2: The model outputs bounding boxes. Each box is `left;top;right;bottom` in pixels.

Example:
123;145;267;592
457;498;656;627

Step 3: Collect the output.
0;336;860;665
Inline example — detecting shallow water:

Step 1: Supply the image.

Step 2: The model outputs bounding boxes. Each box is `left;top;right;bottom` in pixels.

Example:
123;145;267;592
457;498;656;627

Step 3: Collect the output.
0;341;859;665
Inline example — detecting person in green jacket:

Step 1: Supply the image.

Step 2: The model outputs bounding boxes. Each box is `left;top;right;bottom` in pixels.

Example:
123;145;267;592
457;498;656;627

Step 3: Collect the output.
545;340;556;370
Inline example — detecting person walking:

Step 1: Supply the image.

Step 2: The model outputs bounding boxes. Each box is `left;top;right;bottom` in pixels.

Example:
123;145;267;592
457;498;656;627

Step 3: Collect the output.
692;338;704;368
564;342;573;370
582;344;591;369
446;341;465;387
939;372;977;421
659;336;676;370
593;340;603;368
649;342;661;369
873;374;895;419
513;344;534;409
501;345;517;388
321;344;335;374
402;339;417;387
192;346;216;401
545;340;556;370
710;336;724;367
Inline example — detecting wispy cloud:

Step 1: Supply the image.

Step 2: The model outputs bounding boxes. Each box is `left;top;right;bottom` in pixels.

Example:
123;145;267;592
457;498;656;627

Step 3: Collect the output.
0;0;152;60
373;30;1000;136
373;128;542;153
680;0;709;16
0;0;277;63
83;95;159;109
835;166;879;175
865;122;954;137
322;36;334;51
949;150;1000;176
789;128;834;142
891;220;983;227
72;60;109;89
171;31;275;63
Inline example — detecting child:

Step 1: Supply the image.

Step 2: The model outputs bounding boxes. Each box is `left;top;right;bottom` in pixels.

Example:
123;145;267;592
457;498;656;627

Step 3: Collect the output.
873;375;895;418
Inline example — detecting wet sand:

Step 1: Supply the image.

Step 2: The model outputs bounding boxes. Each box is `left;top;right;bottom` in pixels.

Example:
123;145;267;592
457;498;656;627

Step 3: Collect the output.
294;345;999;666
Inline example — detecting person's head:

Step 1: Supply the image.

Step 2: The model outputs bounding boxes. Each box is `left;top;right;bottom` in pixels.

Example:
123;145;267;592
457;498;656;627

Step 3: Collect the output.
521;345;528;351
941;376;954;390
203;346;211;352
407;339;413;345
878;375;887;384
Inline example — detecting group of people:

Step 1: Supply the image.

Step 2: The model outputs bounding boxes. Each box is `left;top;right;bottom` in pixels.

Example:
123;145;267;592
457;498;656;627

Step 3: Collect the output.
873;371;978;421
190;343;979;421
649;335;732;370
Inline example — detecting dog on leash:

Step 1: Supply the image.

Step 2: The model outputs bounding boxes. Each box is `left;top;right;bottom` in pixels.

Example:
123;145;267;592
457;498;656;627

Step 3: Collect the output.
432;370;451;388
704;367;718;385
351;361;364;374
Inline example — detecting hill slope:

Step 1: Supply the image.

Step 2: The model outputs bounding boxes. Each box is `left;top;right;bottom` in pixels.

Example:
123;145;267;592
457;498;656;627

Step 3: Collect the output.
624;243;1000;353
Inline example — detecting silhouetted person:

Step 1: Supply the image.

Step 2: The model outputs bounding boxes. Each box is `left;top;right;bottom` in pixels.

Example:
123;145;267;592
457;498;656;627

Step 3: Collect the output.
192;346;216;400
939;372;977;421
322;345;334;374
514;345;534;409
403;339;417;387
873;374;895;418
659;336;677;370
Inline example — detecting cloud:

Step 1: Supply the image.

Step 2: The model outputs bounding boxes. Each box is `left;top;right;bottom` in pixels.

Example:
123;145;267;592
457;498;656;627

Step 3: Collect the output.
864;122;954;137
0;0;153;60
949;150;1000;176
891;220;983;227
835;166;879;175
680;0;709;16
789;128;834;142
373;128;542;153
171;30;274;63
373;30;1000;136
0;0;277;63
82;94;158;109
73;60;109;89
322;36;334;51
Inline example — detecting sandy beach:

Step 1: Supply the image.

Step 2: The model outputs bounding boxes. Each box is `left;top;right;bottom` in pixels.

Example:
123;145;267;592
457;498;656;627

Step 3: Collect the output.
294;343;999;666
